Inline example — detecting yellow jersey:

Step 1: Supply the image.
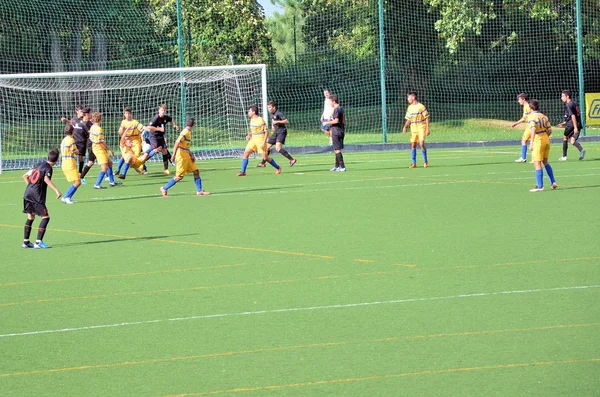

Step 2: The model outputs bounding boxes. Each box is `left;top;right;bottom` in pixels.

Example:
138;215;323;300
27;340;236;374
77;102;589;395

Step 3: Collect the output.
175;128;192;158
250;116;267;141
405;103;429;133
60;135;77;167
89;124;105;145
528;112;551;142
120;119;145;140
522;103;532;131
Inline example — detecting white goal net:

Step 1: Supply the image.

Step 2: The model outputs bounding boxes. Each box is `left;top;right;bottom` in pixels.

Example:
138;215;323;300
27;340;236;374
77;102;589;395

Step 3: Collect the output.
0;65;267;172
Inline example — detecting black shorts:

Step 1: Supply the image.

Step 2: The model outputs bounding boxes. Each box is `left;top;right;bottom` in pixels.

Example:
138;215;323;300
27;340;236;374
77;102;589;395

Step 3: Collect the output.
23;200;48;217
268;131;288;145
87;145;96;162
75;141;87;157
150;136;166;150
332;133;345;150
564;125;580;140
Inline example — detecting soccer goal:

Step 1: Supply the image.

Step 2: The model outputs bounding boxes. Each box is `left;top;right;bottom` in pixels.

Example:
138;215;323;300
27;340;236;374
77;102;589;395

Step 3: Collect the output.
0;65;268;173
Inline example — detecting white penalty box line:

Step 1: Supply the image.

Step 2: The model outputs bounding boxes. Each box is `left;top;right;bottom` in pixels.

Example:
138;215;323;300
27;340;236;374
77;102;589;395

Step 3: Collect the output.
1;284;598;339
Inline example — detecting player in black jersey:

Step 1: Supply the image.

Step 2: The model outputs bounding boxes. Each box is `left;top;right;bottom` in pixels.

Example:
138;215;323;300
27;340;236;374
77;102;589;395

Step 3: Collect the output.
557;90;586;161
22;149;62;249
146;104;179;175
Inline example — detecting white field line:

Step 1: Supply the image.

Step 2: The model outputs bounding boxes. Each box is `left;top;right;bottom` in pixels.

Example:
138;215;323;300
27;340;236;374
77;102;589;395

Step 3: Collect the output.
1;284;598;339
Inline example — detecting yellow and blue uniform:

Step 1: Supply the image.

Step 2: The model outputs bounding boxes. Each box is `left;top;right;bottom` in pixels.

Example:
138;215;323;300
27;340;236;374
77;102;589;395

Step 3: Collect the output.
174;127;198;178
122;146;145;169
61;135;79;182
529;111;551;162
405;103;430;143
521;103;532;141
120;119;144;156
245;116;268;154
90;124;110;164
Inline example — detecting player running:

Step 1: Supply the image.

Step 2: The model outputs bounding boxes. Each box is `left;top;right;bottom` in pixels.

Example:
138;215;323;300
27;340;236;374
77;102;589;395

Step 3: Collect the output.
21;148;62;249
257;101;296;168
160;118;210;197
237;105;281;176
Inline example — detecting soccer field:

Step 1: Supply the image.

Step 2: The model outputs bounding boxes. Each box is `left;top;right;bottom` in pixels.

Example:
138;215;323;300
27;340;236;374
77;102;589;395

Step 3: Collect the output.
1;144;599;396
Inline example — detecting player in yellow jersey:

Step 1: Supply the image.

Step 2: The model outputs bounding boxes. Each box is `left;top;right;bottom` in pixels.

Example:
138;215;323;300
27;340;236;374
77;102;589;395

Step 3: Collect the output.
120;136;161;174
116;107;146;177
60;124;81;204
402;91;430;168
237;105;281;176
159;118;210;197
89;112;120;189
511;93;532;163
527;100;557;192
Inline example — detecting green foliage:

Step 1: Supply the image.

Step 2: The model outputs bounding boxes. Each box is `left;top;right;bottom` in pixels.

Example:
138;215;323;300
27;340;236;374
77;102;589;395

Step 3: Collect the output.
265;0;305;64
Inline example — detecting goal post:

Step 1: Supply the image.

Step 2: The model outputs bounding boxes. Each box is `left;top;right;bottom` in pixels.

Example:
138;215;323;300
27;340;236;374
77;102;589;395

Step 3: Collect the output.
0;64;267;173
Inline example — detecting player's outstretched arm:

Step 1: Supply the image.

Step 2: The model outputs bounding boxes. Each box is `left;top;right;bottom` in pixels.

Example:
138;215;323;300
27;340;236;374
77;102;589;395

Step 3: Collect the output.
171;141;180;163
171;120;180;131
402;119;411;133
45;176;62;199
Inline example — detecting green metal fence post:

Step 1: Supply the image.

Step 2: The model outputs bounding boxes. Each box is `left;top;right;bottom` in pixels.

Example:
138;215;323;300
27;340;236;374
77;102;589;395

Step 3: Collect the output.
177;0;186;124
576;0;586;135
378;0;387;143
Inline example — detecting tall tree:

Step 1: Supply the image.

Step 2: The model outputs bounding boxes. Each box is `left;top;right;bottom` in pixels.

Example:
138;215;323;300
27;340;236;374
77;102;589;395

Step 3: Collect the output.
265;0;305;64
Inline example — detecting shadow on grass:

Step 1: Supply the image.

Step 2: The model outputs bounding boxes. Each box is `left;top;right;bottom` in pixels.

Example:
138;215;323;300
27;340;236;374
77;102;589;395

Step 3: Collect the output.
58;233;198;248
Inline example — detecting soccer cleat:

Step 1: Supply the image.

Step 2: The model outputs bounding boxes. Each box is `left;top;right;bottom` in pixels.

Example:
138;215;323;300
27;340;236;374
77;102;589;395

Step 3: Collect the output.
117;174;126;180
142;170;148;175
197;190;211;196
275;167;282;175
256;163;266;168
109;181;122;187
81;179;88;185
551;183;558;190
579;149;586;160
163;170;171;175
559;156;567;161
61;197;75;204
409;164;417;168
33;241;52;249
529;186;545;192
289;158;297;167
514;157;526;163
236;171;246;176
93;185;106;189
336;167;346;172
160;187;168;197
330;167;339;172
424;162;429;168
21;241;34;249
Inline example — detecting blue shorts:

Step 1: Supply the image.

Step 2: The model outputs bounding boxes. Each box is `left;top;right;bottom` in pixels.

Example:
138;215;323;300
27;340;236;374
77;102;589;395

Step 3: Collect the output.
320;122;331;131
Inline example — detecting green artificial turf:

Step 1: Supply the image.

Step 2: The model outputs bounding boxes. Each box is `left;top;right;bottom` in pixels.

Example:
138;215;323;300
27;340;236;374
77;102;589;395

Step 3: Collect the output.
0;143;599;396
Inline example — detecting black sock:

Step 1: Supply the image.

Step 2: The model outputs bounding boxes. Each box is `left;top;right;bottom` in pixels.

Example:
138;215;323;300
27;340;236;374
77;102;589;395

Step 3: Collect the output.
37;217;50;242
279;148;293;160
336;152;345;168
563;141;568;157
80;165;92;178
162;153;170;170
78;161;84;173
24;219;34;241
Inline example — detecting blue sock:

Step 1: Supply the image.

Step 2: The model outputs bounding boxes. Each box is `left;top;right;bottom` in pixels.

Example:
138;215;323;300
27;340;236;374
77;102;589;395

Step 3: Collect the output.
535;169;543;188
411;149;416;164
521;145;528;160
122;163;130;176
95;171;105;187
116;158;124;174
107;168;115;183
268;158;280;169
194;177;202;192
163;178;177;191
65;185;77;199
241;158;249;173
544;164;556;184
422;149;428;163
145;146;154;155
